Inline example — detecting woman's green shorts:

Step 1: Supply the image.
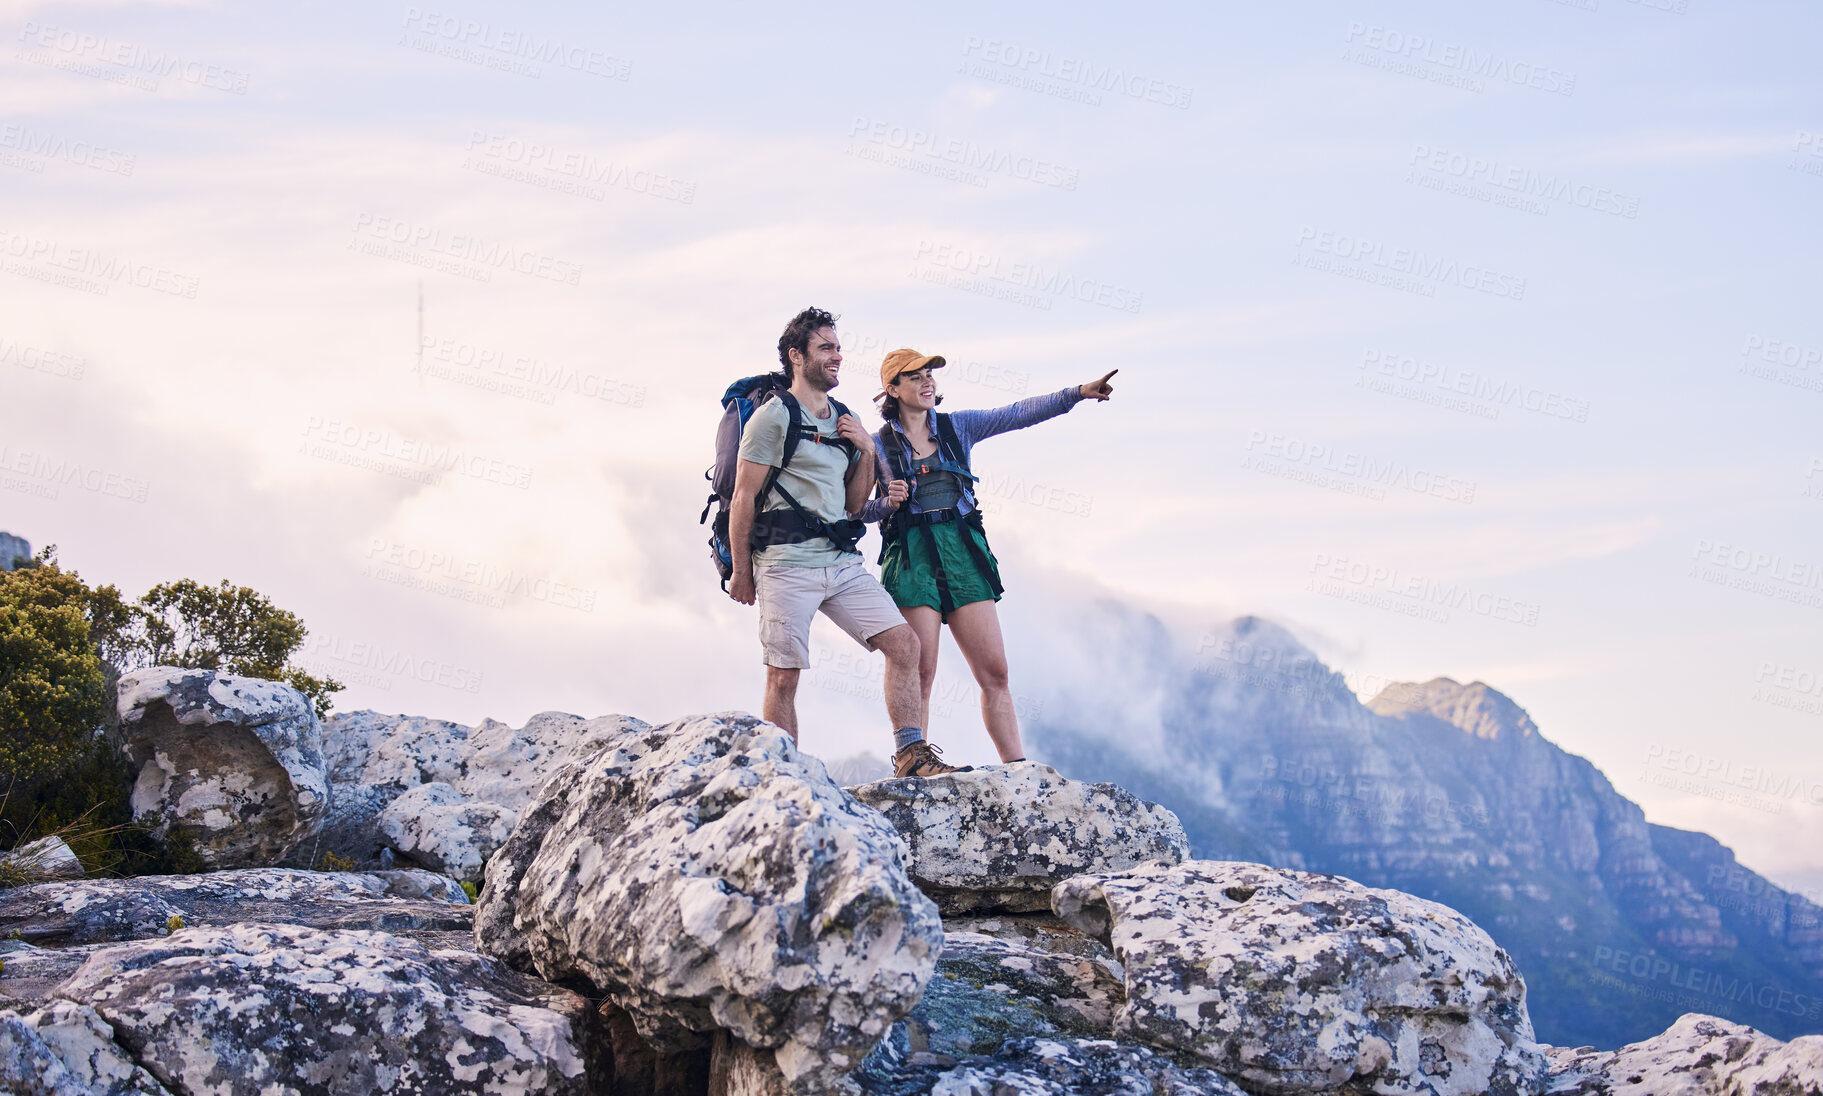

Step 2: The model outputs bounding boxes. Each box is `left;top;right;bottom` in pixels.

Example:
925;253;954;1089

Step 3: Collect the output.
881;518;1003;615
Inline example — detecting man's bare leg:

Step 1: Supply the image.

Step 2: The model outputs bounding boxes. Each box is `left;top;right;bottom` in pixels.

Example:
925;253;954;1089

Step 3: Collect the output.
897;606;942;731
870;623;923;732
763;666;801;743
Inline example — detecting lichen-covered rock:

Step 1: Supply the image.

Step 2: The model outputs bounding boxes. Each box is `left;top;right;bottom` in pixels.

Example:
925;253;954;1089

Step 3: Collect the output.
850;763;1189;913
1055;861;1547;1096
1543;1013;1823;1094
378;781;516;882
310;709;647;868
0;867;470;946
854;929;1126;1090
118;667;329;868
0;837;82;883
0;1000;173;1096
863;1036;1249;1096
943;912;1119;963
57;922;592;1096
476;711;942;1092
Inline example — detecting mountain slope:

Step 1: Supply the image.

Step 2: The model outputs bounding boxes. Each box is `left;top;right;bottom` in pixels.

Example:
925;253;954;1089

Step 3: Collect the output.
1026;614;1823;1048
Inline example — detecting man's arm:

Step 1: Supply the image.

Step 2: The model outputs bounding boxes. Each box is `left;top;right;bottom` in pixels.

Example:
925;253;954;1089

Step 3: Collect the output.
728;458;772;604
837;415;876;518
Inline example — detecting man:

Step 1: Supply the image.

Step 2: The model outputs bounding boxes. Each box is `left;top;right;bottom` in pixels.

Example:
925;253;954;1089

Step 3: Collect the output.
729;307;967;778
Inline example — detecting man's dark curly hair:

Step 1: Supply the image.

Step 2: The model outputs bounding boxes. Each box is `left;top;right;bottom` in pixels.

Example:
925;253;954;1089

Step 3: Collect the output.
777;307;839;383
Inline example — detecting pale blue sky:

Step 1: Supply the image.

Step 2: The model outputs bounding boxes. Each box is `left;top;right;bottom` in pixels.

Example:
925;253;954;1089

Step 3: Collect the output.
3;0;1819;891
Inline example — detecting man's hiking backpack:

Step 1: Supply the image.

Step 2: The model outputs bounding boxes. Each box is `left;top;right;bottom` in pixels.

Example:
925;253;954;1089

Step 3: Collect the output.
700;373;865;590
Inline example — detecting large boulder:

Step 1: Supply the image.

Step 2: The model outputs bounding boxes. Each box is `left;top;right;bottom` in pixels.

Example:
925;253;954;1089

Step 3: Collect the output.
1055;861;1547;1096
118;667;329;868
312;709;647;870
56;922;594;1096
849;763;1190;913
0;837;82;883
475;711;942;1092
0;1000;173;1096
377;781;516;882
1543;1013;1823;1094
0;867;469;946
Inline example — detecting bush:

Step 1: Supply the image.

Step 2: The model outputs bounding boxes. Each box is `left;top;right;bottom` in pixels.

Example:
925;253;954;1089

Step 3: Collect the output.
0;547;341;874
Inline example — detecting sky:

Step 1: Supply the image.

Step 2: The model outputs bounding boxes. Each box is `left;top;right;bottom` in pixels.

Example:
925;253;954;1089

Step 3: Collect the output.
2;0;1820;894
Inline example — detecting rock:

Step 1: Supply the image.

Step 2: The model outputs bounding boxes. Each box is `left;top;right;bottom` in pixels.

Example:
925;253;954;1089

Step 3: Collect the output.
58;922;594;1096
311;709;647;868
853;928;1127;1091
378;781;516;882
849;763;1190;914
1543;1013;1823;1094
929;1037;1249;1096
1055;860;1546;1096
0;531;29;572
476;711;942;1092
0;1000;173;1096
0;837;82;882
0;942;112;1010
942;912;1119;963
118;667;329;868
0;867;471;946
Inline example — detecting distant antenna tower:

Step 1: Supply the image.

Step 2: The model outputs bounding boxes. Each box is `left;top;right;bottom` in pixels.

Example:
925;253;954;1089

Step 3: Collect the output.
415;280;424;385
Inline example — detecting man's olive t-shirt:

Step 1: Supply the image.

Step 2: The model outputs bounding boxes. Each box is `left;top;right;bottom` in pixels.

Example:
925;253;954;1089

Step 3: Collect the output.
738;396;861;569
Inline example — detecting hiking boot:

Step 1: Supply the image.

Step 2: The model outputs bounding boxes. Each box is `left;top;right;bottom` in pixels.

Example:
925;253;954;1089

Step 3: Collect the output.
892;740;972;779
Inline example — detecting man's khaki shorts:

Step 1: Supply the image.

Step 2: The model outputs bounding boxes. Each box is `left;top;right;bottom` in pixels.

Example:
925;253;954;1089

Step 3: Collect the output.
755;557;906;669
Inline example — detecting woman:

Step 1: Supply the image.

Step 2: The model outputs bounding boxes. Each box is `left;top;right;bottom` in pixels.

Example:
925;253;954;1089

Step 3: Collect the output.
862;348;1116;769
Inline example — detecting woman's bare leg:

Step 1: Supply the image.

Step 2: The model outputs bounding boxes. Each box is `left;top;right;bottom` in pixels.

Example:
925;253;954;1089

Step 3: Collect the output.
898;605;943;732
946;600;1024;762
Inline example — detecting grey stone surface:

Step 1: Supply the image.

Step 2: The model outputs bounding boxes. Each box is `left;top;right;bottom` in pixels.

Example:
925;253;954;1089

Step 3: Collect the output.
850;763;1190;914
1543;1013;1823;1095
118;667;329;868
377;780;516;883
0;1000;173;1096
0;867;469;946
476;711;941;1092
59;922;592;1096
1055;860;1547;1096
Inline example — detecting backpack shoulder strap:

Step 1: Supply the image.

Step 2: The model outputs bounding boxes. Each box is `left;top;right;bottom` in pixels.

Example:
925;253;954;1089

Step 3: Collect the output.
933;411;969;474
